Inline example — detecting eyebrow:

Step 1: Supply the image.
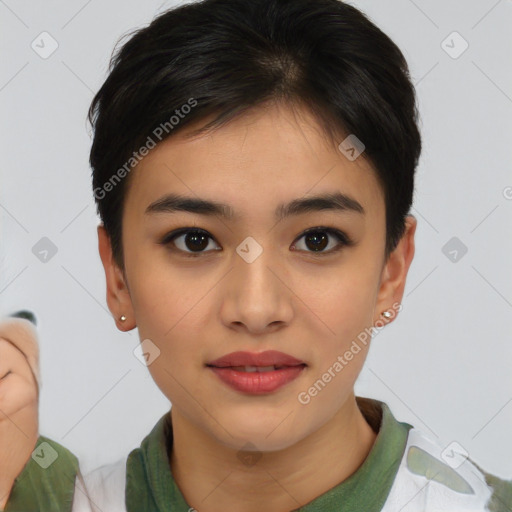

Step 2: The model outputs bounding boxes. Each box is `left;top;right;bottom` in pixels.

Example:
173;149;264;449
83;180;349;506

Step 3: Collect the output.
144;191;365;221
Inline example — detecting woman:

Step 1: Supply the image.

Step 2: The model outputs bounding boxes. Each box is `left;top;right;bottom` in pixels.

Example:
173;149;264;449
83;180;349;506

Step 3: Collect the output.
82;0;511;510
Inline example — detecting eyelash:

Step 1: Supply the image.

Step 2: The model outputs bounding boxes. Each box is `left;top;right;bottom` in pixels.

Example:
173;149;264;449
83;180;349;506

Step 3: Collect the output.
159;226;354;258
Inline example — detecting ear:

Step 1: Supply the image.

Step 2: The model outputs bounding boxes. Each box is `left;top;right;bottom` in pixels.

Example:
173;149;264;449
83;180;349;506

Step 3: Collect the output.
97;224;136;332
373;215;417;325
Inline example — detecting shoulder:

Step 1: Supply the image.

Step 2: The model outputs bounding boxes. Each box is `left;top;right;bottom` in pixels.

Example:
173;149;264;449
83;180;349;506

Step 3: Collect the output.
382;426;508;511
37;435;79;466
75;457;128;512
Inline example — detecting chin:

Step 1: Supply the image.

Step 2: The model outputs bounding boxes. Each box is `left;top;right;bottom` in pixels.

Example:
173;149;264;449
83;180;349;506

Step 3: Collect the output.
210;412;301;452
220;432;298;454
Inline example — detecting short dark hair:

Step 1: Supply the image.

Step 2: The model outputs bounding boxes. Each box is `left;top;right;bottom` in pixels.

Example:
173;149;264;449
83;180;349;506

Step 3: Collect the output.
88;0;421;271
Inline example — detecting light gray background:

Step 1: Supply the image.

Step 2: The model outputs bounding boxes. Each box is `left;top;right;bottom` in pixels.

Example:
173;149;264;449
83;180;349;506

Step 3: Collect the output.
1;0;511;478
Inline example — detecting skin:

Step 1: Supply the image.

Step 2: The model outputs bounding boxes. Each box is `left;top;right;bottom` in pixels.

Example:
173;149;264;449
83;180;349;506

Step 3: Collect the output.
98;100;416;512
0;338;39;510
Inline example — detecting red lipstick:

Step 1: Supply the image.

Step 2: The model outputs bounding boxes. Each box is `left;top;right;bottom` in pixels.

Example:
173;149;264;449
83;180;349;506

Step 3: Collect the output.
206;350;307;394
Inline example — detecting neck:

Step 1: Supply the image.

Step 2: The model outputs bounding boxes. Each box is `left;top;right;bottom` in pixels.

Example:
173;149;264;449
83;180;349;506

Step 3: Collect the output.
0;407;39;510
169;393;377;512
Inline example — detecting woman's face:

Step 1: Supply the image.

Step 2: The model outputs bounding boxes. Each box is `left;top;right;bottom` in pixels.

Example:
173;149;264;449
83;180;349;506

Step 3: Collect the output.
99;102;415;451
0;338;38;421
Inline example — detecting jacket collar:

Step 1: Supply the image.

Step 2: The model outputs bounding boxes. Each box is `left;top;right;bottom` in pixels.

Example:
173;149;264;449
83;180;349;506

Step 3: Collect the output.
126;396;412;512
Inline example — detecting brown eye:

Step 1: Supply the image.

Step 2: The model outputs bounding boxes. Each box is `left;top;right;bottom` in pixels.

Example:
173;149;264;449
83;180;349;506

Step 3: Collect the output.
162;229;221;256
291;227;352;254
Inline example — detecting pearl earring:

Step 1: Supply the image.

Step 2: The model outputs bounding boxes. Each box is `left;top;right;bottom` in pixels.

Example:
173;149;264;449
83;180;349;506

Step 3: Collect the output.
120;315;127;322
381;310;392;319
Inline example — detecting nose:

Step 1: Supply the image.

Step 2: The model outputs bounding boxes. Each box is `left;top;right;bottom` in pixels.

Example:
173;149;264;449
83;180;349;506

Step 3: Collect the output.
219;245;294;335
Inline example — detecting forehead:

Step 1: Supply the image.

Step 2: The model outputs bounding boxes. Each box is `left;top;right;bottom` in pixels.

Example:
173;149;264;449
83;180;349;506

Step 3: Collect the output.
123;102;384;222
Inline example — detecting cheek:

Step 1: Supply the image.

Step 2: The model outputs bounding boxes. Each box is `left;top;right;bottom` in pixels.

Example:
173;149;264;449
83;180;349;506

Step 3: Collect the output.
292;256;381;342
133;275;211;350
295;277;375;419
127;242;208;326
133;284;209;403
144;339;204;408
126;256;212;401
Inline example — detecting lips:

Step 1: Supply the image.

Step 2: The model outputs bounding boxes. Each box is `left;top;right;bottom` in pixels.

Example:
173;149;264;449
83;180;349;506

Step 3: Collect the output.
206;351;307;393
206;350;306;369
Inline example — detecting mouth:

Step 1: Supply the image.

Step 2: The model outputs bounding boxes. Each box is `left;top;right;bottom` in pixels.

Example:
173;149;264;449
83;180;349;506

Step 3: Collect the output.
206;350;307;393
206;349;307;369
206;364;307;372
205;350;307;393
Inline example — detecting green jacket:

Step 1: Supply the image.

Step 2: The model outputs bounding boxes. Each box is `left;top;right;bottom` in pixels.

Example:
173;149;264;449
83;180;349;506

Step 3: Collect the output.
3;435;79;512
125;398;412;511
82;397;512;511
